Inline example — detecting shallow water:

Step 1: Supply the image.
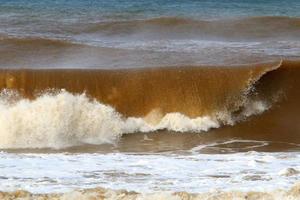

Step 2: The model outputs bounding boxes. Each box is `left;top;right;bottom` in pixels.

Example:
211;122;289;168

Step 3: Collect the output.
1;150;300;194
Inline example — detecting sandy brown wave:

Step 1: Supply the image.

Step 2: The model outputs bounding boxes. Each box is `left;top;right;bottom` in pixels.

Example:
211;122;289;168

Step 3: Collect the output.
0;60;300;151
113;59;300;154
0;61;280;118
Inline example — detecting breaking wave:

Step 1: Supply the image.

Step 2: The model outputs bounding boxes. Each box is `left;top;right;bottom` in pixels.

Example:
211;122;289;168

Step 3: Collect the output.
0;90;222;149
0;60;298;149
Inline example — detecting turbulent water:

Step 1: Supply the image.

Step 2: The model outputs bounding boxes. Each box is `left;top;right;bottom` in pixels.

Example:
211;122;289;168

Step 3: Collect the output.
1;0;300;199
0;60;295;149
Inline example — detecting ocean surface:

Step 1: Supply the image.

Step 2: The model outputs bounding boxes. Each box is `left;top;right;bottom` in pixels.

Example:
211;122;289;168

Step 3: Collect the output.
0;1;300;199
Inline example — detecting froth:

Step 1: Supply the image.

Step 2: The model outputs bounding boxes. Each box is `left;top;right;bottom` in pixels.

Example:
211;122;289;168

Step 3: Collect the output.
0;91;124;149
0;90;221;149
1;183;300;200
0;90;271;149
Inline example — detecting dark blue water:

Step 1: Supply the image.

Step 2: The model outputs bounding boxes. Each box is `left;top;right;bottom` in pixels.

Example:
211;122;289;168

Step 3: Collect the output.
2;0;300;36
1;0;300;20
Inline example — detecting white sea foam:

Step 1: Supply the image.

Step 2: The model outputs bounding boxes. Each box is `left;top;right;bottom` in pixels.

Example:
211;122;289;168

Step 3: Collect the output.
0;90;269;149
0;151;299;194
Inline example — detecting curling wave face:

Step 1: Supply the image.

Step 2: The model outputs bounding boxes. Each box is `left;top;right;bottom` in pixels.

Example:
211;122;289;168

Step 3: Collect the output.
1;60;299;149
